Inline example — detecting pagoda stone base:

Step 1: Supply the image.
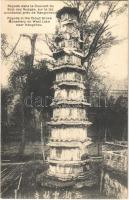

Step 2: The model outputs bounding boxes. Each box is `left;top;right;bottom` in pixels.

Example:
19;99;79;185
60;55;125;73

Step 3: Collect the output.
36;166;98;188
36;157;100;189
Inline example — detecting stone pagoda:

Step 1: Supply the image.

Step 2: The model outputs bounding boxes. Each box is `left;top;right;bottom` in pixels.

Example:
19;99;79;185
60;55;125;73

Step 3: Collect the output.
47;7;92;182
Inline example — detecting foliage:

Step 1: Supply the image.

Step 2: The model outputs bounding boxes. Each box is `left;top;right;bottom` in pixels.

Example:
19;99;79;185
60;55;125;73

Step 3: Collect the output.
90;95;127;141
1;34;9;59
2;55;53;150
1;2;128;148
1;87;13;142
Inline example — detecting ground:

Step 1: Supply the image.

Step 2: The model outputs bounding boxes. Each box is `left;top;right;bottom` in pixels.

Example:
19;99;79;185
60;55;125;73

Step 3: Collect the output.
1;142;108;199
1;161;108;199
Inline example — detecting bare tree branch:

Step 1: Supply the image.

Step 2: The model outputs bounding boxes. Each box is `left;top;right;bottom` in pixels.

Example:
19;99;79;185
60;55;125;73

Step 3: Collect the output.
80;1;97;23
2;35;21;58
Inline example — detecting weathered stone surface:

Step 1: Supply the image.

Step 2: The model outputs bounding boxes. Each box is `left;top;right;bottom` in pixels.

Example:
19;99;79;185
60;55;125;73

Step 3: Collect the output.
47;7;92;182
103;172;128;199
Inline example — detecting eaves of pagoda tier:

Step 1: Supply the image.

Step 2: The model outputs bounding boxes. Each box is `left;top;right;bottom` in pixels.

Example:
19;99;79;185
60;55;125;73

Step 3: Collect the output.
47;120;92;127
51;64;86;73
52;82;85;89
53;79;85;85
48;158;102;168
49;137;92;144
50;100;91;108
47;172;77;180
51;117;88;122
47;159;95;167
53;48;85;59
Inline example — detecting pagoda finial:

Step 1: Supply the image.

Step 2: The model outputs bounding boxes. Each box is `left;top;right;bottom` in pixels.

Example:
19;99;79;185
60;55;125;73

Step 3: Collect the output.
56;7;79;20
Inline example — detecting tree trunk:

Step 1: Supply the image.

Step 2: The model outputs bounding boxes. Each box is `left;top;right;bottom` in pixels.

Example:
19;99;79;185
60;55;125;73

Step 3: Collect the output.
30;34;37;66
18;81;26;156
41;122;45;163
85;82;91;103
19;127;26;156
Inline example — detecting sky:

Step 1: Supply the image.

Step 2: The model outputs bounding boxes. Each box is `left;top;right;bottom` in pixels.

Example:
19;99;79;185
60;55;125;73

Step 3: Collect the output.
1;0;128;87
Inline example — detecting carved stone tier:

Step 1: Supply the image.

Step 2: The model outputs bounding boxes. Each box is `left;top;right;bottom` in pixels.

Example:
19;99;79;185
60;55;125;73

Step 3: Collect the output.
54;87;85;101
50;127;89;141
53;49;84;66
52;107;87;121
54;37;80;50
55;70;85;84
